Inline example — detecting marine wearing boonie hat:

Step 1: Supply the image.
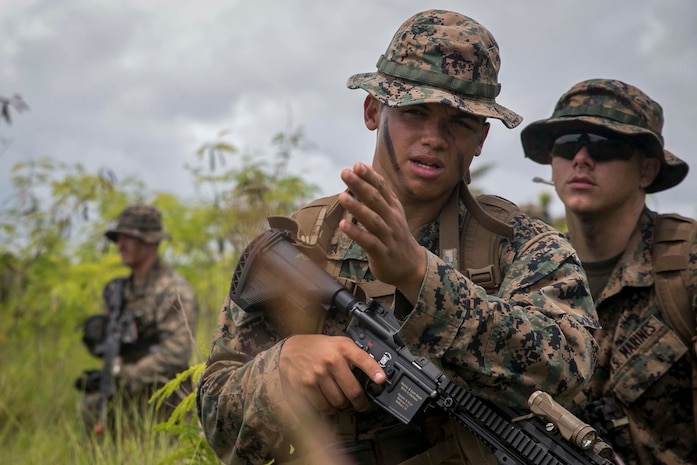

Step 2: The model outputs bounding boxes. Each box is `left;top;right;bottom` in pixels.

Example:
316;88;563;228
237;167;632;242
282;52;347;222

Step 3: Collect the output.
347;9;522;129
105;204;172;244
521;78;689;193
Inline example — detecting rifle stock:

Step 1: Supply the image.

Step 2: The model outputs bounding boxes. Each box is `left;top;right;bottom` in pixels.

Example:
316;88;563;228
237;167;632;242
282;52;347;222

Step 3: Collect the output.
231;228;615;465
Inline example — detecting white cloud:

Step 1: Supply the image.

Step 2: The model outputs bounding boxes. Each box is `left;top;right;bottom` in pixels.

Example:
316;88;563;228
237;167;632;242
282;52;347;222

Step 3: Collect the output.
1;0;695;219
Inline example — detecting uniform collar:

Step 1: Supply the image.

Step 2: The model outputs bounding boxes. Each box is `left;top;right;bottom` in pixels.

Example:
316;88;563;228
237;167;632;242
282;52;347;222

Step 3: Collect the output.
595;207;656;304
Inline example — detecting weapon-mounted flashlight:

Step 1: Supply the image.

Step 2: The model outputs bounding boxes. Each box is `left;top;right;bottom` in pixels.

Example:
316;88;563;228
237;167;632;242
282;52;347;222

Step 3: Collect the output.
528;391;597;450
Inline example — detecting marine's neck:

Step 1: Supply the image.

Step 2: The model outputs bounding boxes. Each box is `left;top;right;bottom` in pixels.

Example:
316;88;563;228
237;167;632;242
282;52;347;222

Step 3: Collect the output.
566;200;645;263
401;191;454;234
131;254;158;286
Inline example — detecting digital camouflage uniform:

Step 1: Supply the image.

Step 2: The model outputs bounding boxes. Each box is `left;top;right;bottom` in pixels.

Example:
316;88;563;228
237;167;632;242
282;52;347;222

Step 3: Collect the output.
197;10;600;465
522;79;696;464
80;205;199;433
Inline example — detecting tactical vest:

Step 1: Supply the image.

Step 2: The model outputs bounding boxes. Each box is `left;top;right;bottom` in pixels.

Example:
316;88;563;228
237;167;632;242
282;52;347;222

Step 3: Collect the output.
270;181;516;294
267;182;520;465
266;183;517;337
652;213;697;436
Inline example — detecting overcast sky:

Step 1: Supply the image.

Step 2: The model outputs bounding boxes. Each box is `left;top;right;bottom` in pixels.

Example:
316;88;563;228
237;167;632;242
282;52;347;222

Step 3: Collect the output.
2;0;695;220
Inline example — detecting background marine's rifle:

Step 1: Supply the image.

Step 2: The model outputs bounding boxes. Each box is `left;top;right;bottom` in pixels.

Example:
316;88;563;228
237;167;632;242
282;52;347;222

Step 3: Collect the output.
97;278;128;397
230;228;616;465
77;277;133;435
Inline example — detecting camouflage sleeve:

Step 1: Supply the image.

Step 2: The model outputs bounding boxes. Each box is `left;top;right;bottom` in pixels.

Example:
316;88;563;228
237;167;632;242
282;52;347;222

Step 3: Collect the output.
197;295;301;465
121;275;199;391
399;214;599;408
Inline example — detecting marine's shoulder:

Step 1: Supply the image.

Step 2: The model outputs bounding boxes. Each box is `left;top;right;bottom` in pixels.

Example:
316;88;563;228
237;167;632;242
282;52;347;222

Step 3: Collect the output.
502;207;579;270
151;265;196;296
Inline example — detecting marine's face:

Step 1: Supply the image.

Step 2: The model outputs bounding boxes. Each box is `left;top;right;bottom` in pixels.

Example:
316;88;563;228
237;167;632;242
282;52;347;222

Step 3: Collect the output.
364;97;488;205
550;139;659;216
115;234;152;269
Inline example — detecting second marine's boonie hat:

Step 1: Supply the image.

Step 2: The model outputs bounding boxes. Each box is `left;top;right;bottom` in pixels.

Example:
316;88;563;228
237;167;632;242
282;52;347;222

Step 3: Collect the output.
105;204;171;244
521;78;688;193
347;9;522;129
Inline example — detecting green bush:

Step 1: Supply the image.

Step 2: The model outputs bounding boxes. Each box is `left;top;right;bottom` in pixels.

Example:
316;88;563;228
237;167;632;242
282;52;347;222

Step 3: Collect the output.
0;128;318;463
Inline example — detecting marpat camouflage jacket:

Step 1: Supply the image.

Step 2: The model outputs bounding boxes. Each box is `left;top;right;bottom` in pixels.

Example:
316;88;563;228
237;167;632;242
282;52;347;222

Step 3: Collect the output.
106;258;198;393
574;208;697;465
197;199;600;465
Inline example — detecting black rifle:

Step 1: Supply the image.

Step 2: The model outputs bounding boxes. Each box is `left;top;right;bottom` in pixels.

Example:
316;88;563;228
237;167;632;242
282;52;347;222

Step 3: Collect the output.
77;277;131;435
98;278;128;400
230;228;616;465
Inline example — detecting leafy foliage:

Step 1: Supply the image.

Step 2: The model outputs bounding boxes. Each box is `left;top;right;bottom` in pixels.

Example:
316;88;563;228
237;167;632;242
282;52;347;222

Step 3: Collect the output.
150;364;220;465
0;125;317;464
0;94;29;125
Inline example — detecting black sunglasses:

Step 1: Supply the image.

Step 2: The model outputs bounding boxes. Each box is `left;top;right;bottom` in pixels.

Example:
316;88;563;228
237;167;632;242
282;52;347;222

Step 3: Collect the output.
550;133;638;162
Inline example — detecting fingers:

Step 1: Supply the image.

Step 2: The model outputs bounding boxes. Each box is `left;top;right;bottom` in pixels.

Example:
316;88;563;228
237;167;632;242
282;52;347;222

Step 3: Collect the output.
338;190;383;232
340;162;398;223
351;348;387;386
338;163;399;252
337;197;384;255
279;335;385;415
315;376;351;413
329;338;386;412
337;162;425;296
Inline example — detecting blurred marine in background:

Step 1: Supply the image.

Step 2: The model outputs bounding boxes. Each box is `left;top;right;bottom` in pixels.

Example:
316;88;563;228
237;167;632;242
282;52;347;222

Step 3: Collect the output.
76;204;199;436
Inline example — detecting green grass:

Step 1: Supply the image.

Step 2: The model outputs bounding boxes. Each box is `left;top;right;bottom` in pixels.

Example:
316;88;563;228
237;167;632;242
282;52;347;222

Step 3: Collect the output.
0;321;218;465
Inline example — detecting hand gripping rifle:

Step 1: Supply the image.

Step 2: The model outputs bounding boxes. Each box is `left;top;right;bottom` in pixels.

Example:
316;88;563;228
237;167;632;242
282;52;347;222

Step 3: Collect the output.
230;228;616;465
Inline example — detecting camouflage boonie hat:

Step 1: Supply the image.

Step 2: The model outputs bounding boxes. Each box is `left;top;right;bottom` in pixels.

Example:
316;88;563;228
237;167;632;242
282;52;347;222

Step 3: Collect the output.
521;79;688;193
347;9;522;129
105;205;171;244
